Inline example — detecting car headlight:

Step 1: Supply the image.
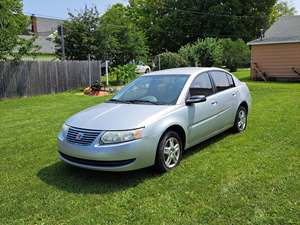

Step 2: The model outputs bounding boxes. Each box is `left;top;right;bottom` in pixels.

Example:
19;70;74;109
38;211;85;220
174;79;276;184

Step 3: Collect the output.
100;128;143;144
62;123;70;137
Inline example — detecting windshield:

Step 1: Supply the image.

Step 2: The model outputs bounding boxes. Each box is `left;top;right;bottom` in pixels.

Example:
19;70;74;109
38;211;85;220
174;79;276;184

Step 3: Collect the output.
110;75;189;105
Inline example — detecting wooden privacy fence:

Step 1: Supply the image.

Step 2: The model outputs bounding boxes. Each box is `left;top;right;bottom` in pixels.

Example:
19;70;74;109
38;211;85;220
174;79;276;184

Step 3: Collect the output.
0;60;102;98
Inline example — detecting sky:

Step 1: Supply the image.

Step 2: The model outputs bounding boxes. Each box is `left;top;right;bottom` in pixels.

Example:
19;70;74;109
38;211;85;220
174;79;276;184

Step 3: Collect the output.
23;0;128;19
23;0;300;19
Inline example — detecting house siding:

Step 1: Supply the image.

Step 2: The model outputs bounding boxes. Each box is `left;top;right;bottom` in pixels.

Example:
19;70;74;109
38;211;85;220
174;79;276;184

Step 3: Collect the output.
250;43;300;80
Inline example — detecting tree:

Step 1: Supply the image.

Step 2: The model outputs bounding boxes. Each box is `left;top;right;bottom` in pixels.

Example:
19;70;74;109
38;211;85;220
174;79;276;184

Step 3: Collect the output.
179;38;250;71
129;0;276;55
270;0;296;24
220;39;250;72
128;0;167;55
179;38;223;67
192;38;223;67
97;4;148;65
154;52;187;70
55;6;100;60
178;43;196;66
56;5;148;65
0;0;34;60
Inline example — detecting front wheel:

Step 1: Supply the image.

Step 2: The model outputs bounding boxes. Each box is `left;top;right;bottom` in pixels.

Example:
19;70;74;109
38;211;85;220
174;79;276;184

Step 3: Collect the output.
154;131;182;172
233;106;248;133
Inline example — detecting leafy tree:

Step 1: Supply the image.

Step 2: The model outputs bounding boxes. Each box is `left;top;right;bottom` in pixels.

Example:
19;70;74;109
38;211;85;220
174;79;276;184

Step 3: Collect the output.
179;38;249;70
178;43;196;66
270;0;296;24
0;0;34;60
128;0;167;55
98;4;148;65
129;0;276;55
192;38;223;67
154;52;187;70
55;6;100;60
220;39;250;72
56;5;148;65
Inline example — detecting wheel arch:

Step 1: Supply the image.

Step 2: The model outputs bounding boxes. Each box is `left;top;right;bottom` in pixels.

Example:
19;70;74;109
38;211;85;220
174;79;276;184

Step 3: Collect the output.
239;101;248;113
160;124;187;150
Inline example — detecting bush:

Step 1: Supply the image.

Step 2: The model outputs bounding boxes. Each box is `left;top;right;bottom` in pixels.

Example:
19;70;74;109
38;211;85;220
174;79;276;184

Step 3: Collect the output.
220;39;250;72
110;64;138;85
91;80;102;91
192;38;223;67
154;52;187;70
179;38;223;67
178;38;250;71
178;43;196;66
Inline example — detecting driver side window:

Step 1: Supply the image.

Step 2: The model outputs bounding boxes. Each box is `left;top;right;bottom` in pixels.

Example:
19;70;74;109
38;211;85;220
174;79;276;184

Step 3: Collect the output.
190;73;214;97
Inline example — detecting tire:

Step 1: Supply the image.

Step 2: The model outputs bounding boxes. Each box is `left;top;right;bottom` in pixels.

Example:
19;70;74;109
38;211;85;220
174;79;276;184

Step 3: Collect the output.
154;131;183;172
145;68;150;73
233;106;248;133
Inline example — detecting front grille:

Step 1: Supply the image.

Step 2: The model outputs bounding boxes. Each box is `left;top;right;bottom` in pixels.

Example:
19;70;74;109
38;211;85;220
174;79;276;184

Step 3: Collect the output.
59;152;136;167
66;127;101;146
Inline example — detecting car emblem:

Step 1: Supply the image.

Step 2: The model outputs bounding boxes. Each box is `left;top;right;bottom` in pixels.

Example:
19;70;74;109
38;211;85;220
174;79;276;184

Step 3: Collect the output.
75;132;84;140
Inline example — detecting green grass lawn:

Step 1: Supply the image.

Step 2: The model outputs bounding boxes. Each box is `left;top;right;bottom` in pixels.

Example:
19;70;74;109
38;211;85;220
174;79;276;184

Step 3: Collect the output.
1;70;299;225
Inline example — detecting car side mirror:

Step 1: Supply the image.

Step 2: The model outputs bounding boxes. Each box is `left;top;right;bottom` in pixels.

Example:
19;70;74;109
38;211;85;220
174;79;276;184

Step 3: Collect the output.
186;95;207;105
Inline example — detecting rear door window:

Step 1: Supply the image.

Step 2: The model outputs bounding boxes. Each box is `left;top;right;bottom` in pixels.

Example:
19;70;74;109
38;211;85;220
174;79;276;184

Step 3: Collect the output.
226;73;235;87
210;71;231;92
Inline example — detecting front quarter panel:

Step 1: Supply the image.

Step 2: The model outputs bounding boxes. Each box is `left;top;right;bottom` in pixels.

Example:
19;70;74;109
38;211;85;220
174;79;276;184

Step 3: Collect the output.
142;105;189;150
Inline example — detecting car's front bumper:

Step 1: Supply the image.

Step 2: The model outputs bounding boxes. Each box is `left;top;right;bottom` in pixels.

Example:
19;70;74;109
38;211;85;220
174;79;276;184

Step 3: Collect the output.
57;131;158;171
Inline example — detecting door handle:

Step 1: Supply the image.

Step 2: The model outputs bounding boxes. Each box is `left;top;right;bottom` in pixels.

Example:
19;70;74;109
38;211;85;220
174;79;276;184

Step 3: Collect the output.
211;101;218;105
232;93;237;97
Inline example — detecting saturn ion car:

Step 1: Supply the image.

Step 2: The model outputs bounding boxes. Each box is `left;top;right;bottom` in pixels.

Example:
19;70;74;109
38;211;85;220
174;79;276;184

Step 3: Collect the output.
57;67;251;172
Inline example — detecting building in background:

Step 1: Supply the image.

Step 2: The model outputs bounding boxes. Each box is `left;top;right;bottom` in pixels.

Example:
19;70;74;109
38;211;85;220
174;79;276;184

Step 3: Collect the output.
248;16;300;81
20;15;64;55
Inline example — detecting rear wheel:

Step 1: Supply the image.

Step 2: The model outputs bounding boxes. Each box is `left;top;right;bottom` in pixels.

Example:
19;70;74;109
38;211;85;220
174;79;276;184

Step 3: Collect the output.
154;131;182;172
233;106;248;132
145;68;150;73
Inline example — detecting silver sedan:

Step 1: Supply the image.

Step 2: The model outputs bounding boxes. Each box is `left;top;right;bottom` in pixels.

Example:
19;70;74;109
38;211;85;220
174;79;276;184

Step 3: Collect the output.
57;67;251;172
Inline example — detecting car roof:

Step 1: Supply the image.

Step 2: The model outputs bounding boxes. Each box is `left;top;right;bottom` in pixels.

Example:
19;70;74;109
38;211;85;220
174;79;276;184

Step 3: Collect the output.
144;67;226;77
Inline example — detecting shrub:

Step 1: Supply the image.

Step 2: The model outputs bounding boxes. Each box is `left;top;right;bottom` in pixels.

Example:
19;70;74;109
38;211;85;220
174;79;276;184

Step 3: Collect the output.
192;38;223;67
220;39;250;72
178;43;196;66
110;64;138;84
154;52;187;70
91;80;102;91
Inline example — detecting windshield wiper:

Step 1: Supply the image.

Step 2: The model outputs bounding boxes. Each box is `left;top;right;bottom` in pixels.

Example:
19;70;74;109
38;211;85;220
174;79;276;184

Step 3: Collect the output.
108;98;160;105
127;99;159;105
107;99;131;104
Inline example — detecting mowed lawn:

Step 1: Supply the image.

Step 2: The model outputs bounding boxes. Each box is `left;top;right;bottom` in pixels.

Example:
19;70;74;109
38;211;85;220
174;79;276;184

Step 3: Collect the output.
0;70;299;225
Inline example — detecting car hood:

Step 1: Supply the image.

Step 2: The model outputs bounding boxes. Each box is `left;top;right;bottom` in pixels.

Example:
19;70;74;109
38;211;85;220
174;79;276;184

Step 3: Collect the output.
66;103;178;130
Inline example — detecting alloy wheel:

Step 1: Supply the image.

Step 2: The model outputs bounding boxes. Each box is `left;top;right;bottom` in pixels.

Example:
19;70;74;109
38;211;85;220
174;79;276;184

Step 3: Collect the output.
163;137;180;168
238;109;247;131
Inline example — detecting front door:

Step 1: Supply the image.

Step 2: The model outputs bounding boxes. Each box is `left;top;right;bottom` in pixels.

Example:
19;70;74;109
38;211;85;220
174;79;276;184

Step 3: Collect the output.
187;72;220;146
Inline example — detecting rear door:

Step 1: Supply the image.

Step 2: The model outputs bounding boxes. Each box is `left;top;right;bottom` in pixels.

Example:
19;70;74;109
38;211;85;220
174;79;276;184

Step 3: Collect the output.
209;71;239;130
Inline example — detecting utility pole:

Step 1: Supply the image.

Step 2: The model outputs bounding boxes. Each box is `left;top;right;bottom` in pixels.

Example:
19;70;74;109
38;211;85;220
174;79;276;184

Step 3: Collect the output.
60;24;66;60
105;60;109;86
158;54;161;70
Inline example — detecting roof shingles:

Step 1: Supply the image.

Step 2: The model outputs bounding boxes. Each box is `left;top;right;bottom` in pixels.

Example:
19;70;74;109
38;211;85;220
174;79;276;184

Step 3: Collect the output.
248;16;300;45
